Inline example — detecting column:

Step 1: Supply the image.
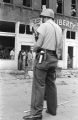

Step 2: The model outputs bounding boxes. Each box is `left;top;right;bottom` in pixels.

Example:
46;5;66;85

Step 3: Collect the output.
15;21;20;69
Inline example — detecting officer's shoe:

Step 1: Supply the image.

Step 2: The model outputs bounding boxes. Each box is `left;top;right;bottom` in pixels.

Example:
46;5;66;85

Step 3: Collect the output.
46;109;56;116
23;114;42;120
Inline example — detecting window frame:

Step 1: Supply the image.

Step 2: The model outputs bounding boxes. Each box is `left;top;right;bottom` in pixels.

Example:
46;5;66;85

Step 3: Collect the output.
0;36;15;60
3;0;13;4
56;0;64;14
23;0;32;7
19;23;32;35
71;0;76;16
41;0;49;9
66;30;75;39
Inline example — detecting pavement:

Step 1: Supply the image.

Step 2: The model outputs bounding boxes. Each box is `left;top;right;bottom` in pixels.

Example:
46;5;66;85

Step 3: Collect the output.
0;70;78;120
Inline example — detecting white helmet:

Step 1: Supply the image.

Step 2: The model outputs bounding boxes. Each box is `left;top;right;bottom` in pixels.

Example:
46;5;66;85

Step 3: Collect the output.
40;9;54;19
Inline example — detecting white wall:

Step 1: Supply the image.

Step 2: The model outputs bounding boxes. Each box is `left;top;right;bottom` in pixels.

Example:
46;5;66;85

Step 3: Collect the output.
0;60;17;70
58;29;78;69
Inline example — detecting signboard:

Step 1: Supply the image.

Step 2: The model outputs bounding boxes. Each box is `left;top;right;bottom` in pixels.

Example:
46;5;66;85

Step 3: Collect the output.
30;15;78;31
30;18;42;31
55;15;78;31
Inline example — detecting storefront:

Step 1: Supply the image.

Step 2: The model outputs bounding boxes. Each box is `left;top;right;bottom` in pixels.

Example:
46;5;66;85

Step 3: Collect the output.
0;15;78;70
55;15;78;69
0;21;35;70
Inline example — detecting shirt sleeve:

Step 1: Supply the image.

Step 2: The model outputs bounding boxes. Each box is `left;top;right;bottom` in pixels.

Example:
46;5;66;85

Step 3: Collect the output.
33;24;46;52
33;34;44;52
37;23;46;37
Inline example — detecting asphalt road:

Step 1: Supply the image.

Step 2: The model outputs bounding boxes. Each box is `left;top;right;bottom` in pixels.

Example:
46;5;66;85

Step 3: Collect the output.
0;71;78;120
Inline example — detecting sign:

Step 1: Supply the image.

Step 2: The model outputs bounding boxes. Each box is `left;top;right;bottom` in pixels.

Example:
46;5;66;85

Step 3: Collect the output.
30;16;78;31
55;15;78;31
30;18;42;31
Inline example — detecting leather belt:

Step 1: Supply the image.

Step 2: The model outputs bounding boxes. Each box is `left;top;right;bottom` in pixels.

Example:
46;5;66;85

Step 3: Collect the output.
45;49;56;54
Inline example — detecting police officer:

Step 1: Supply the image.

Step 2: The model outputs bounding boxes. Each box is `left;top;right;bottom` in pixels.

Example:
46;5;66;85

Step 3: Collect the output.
23;8;62;120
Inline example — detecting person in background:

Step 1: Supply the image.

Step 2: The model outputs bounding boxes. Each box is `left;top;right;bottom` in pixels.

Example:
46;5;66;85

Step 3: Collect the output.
27;50;33;71
10;48;15;60
18;50;23;70
0;48;4;59
23;9;62;120
22;50;26;70
24;50;31;79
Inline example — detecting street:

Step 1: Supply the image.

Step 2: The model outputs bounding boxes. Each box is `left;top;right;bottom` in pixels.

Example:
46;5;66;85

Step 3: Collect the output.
0;70;78;120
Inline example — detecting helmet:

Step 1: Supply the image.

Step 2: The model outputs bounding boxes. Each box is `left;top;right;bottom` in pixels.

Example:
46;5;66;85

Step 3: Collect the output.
40;9;54;19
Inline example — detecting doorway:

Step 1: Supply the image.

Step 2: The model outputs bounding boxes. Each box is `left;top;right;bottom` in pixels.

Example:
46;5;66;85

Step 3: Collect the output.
21;45;30;52
67;46;73;68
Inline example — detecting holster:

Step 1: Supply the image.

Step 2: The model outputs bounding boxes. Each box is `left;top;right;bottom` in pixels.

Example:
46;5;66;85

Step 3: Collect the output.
36;49;47;62
35;49;58;70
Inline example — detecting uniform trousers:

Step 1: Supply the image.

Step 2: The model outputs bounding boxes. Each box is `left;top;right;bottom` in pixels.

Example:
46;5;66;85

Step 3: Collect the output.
30;50;58;117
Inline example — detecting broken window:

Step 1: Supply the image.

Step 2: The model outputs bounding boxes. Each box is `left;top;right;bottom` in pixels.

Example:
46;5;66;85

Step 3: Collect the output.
71;31;75;39
66;31;75;39
56;0;63;14
71;0;76;16
19;24;25;34
41;0;49;9
23;0;32;7
0;21;15;33
26;25;32;34
3;0;13;4
19;24;32;35
0;36;15;59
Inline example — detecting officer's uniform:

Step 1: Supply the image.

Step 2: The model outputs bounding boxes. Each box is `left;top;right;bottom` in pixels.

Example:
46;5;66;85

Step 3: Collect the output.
23;9;62;120
30;19;62;116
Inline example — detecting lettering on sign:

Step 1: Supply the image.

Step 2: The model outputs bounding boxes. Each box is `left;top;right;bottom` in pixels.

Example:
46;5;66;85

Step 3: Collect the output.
55;19;78;30
30;18;42;31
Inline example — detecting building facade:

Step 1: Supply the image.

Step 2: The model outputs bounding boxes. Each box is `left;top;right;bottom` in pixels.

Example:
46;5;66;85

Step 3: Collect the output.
0;0;78;70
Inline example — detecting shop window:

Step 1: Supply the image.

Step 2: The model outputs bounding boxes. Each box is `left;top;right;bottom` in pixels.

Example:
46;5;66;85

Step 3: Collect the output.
0;21;15;33
56;0;63;14
19;24;32;35
66;31;70;39
71;0;76;16
0;36;15;60
41;0;49;9
3;0;13;4
23;0;32;7
26;25;32;34
71;31;75;39
19;24;25;34
66;31;75;39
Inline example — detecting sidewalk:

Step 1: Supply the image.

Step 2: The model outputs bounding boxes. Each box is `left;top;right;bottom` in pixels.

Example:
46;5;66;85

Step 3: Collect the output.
0;70;78;120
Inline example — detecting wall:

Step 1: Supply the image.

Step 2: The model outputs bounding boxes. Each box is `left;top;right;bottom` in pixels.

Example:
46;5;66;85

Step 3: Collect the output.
32;0;41;10
49;0;57;13
64;0;71;16
13;0;22;6
0;2;40;23
0;60;17;70
75;31;78;68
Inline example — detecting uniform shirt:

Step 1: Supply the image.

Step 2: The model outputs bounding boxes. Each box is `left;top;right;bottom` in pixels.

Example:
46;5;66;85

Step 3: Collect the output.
34;19;62;52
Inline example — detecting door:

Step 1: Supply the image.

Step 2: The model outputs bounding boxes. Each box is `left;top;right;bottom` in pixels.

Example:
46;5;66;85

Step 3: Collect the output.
67;46;73;68
21;45;30;52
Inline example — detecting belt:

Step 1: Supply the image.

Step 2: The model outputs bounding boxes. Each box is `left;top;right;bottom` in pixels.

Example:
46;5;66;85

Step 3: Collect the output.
45;49;57;58
45;49;56;54
36;48;56;55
